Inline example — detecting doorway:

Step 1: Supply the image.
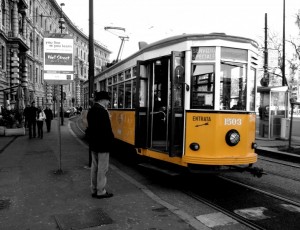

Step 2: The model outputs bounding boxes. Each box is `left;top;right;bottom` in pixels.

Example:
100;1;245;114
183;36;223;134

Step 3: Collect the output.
150;58;170;151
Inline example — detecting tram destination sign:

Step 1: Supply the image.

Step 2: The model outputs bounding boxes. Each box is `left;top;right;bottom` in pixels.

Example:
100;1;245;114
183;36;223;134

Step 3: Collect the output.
192;47;216;61
43;35;74;85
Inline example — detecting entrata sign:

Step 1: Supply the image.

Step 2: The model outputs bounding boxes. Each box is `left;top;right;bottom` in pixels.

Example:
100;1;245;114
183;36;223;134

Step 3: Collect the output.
44;35;74;84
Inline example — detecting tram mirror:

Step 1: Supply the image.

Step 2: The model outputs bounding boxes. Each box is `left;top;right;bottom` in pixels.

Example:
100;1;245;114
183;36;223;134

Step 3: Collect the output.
174;65;184;84
174;65;189;91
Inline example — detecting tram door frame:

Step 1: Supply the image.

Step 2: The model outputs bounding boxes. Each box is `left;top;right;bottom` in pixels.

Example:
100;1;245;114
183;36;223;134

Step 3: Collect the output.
135;60;148;148
135;53;185;157
169;51;185;157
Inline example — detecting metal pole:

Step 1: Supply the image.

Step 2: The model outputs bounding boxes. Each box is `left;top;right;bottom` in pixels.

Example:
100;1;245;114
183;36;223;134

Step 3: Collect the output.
264;13;269;86
60;3;65;126
88;0;94;167
61;85;64;125
54;3;65;174
57;98;62;172
282;0;286;86
288;103;294;149
89;0;94;100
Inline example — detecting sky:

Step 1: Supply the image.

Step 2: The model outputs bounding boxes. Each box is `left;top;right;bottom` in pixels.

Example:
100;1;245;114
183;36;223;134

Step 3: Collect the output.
56;0;300;61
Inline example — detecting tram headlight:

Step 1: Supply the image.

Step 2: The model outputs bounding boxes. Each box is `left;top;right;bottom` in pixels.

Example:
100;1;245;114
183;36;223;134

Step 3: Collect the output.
189;143;200;151
225;129;240;146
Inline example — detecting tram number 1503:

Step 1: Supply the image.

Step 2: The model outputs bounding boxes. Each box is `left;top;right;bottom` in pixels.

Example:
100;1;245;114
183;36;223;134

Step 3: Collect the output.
224;118;242;126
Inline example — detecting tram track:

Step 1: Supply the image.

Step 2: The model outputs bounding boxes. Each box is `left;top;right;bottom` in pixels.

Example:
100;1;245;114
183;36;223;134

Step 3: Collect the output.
180;174;300;230
182;189;266;230
259;156;300;169
219;175;300;207
258;156;300;182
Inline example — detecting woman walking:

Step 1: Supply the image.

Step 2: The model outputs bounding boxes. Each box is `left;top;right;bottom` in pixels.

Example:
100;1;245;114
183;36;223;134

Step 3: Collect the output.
37;106;46;139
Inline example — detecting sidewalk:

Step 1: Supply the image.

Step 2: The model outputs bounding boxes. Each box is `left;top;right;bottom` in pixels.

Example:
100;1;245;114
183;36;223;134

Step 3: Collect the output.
0;119;209;230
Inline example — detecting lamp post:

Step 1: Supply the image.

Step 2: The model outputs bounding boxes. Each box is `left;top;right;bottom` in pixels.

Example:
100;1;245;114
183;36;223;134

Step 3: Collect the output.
88;0;94;104
59;3;65;125
87;0;94;168
282;0;286;86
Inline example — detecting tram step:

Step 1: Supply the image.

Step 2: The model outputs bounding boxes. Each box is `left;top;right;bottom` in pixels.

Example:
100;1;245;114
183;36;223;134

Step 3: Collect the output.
138;163;180;176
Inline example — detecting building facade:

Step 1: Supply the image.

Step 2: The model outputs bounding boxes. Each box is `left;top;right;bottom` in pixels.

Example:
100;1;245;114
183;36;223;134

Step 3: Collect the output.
0;0;111;111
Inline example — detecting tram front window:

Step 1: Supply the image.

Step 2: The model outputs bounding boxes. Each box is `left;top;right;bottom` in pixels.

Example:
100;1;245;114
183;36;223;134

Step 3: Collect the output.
191;64;214;109
220;61;247;111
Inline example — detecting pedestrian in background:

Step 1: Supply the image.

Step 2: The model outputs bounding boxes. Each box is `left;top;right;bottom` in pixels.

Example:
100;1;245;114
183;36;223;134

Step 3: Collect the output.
44;105;53;132
36;106;46;139
87;91;114;199
27;101;37;139
23;104;30;128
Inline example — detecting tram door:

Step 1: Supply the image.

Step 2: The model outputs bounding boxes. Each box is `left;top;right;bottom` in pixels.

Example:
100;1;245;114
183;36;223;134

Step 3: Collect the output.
135;53;185;157
150;58;170;152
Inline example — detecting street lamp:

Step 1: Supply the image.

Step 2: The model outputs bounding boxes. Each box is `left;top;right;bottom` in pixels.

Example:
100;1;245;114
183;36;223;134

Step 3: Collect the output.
59;3;65;34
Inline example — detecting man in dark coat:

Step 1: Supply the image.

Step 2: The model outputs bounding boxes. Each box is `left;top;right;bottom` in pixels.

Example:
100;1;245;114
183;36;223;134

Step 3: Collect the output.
44;105;53;132
87;91;114;199
27;101;38;139
23;104;30;128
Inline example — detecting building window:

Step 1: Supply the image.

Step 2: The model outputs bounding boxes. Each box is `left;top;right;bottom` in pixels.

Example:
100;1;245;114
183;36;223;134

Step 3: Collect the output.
35;8;38;22
0;45;5;69
36;37;39;55
1;0;5;27
41;69;43;84
40;41;43;57
40;14;43;27
29;0;32;15
10;9;13;31
29;64;32;81
35;67;38;83
18;13;23;33
30;33;33;51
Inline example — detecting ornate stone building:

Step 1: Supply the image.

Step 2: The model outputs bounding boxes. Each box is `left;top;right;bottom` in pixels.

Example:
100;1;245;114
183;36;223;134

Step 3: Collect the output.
0;0;111;111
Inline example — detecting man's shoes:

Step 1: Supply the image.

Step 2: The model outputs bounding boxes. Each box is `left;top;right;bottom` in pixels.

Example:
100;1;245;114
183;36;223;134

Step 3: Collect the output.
92;192;113;199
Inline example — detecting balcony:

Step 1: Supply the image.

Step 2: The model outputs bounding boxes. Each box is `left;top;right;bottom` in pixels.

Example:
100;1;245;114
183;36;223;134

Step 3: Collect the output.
7;31;29;52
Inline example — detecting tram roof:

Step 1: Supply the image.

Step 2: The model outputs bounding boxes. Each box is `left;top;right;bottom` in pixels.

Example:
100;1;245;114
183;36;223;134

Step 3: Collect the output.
139;33;258;51
96;33;258;78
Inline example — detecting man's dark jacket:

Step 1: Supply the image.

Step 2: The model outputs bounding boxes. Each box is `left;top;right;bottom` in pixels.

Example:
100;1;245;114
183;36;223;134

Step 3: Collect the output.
27;106;38;122
44;108;53;120
87;103;114;153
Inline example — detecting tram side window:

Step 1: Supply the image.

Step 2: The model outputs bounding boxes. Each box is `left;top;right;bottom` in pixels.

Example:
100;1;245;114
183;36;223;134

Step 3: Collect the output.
125;69;131;79
132;79;137;108
249;67;256;111
220;61;246;110
112;85;118;108
118;72;124;81
125;81;132;108
107;86;112;108
139;65;148;107
118;83;124;108
191;64;214;109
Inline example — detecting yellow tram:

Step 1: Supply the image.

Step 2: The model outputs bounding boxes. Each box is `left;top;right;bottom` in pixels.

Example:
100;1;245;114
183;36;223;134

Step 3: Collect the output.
93;33;261;175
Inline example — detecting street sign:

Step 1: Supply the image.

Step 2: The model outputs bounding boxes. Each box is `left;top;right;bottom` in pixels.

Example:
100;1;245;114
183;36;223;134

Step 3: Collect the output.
44;35;74;85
